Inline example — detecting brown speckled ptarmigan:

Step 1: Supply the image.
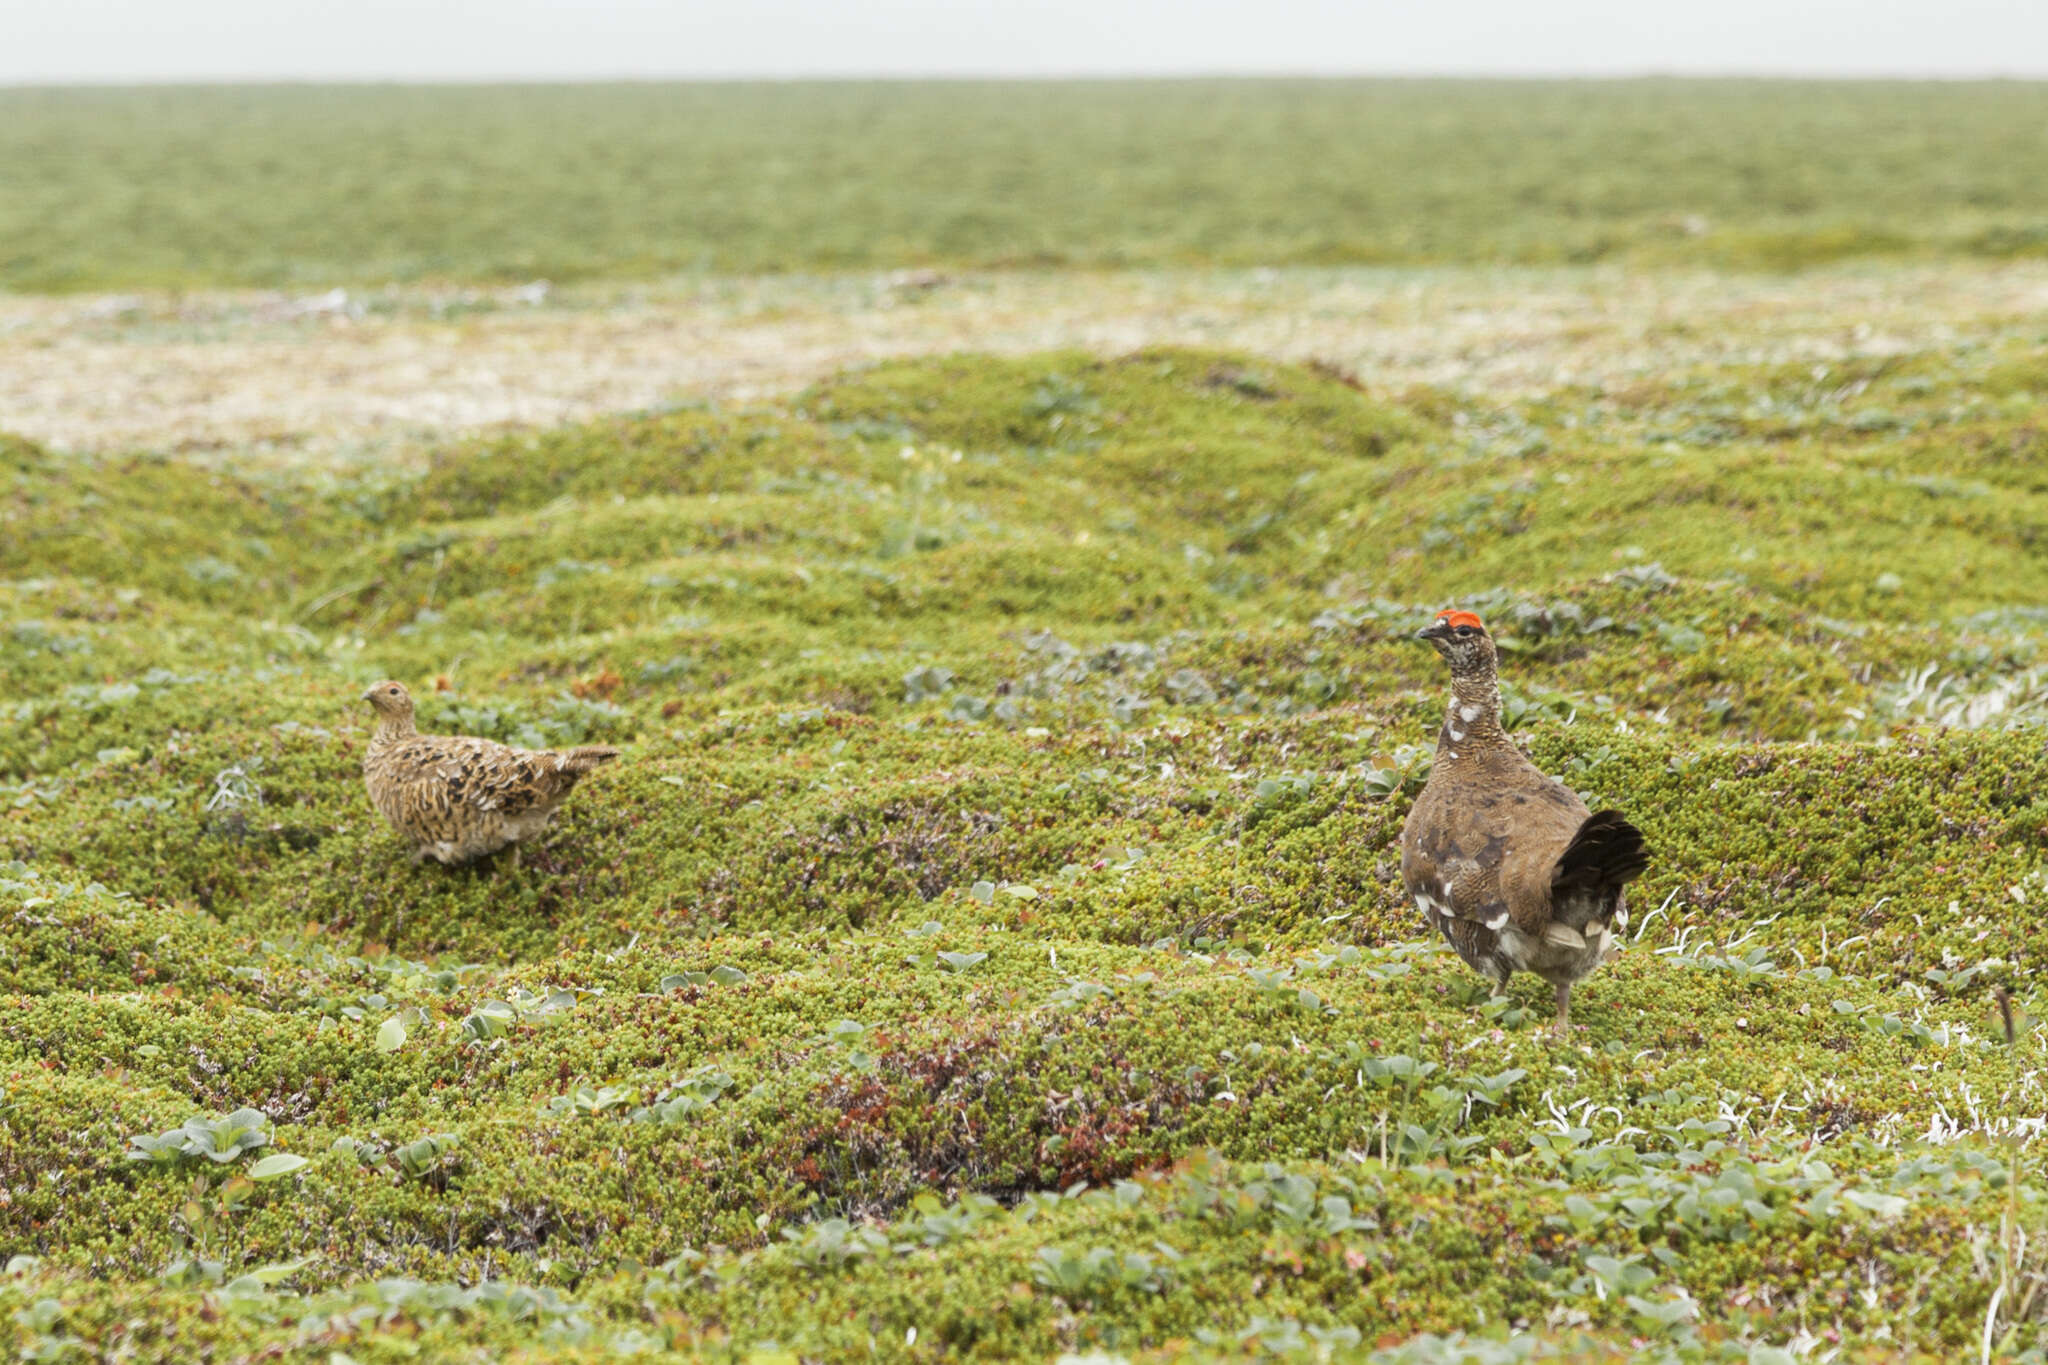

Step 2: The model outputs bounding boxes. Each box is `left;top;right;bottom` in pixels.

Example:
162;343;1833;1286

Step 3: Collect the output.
360;681;618;866
1399;610;1649;1038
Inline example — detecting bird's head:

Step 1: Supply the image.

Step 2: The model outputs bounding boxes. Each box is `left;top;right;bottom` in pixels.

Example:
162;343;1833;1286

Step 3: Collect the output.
1416;609;1495;676
360;680;414;717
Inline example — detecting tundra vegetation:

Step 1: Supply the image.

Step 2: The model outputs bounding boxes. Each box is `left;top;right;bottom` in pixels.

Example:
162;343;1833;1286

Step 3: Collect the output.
4;80;2048;290
3;79;2048;1365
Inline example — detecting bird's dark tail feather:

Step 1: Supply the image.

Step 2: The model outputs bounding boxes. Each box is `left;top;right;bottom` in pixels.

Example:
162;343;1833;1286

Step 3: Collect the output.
1553;809;1650;894
561;746;621;774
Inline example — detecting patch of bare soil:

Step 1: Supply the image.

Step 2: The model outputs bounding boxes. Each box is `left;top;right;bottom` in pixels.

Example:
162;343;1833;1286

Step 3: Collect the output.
3;264;2044;465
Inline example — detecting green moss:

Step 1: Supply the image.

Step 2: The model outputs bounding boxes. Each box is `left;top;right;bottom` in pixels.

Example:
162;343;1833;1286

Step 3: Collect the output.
1703;224;1920;271
9;82;2048;290
3;349;2047;1359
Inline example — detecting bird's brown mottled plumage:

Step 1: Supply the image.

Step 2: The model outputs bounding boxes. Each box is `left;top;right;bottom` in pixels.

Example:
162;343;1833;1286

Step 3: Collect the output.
360;681;618;865
1399;610;1650;1037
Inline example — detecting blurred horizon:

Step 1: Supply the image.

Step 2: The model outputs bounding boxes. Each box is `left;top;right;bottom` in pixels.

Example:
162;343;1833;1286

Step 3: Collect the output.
10;73;2048;87
8;80;2047;293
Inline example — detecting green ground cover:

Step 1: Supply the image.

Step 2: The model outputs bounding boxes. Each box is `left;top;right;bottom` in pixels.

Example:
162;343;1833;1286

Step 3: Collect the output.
5;80;2048;290
2;339;2047;1358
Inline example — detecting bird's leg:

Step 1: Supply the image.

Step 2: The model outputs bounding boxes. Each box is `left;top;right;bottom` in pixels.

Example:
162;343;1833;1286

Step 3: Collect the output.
1551;981;1573;1039
1486;970;1511;1010
507;843;522;873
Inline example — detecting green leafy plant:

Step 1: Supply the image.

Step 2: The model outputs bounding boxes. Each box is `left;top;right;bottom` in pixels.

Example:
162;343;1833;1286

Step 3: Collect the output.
541;1085;639;1118
126;1108;277;1168
1359;745;1433;798
631;1068;736;1125
1031;1244;1176;1303
781;1218;891;1272
660;965;748;990
460;985;579;1041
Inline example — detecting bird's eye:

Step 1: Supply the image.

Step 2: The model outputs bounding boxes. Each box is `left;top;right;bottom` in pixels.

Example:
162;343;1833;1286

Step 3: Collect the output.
1455;625;1475;636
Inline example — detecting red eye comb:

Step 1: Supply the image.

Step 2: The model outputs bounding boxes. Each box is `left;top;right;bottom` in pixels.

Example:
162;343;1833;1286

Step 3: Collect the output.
1435;610;1484;630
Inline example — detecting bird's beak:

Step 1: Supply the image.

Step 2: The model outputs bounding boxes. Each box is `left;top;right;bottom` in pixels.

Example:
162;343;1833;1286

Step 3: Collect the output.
1417;622;1451;642
359;685;379;702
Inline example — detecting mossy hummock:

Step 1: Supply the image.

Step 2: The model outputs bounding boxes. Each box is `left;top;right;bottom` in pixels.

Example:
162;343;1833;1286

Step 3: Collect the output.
2;346;2045;1361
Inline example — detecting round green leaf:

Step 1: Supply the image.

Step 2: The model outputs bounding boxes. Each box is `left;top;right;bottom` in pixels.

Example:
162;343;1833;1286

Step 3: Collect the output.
246;1153;309;1182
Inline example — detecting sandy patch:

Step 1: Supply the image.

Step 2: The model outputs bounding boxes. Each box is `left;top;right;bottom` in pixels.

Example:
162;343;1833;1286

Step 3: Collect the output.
3;264;2045;465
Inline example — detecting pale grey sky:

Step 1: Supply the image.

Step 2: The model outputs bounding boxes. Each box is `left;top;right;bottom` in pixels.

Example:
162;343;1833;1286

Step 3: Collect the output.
5;0;2045;83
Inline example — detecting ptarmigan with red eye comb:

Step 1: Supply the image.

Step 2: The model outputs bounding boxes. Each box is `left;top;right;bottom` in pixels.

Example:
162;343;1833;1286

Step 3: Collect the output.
360;681;619;866
1399;610;1649;1037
